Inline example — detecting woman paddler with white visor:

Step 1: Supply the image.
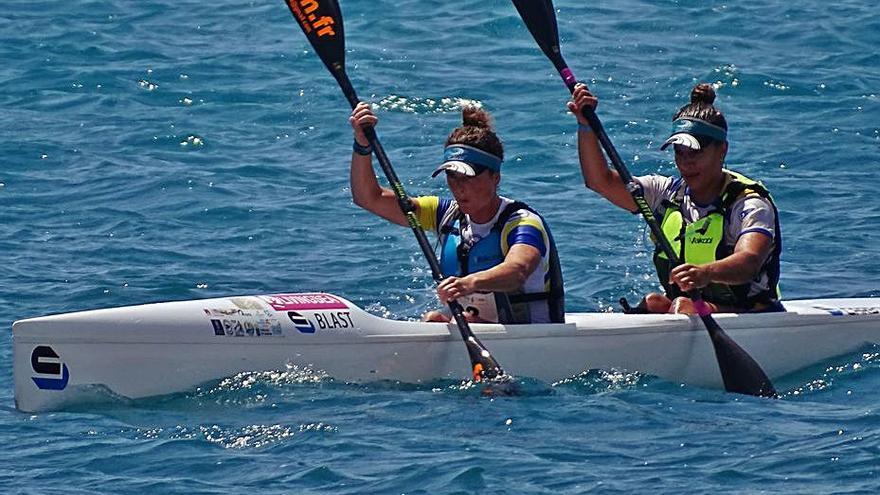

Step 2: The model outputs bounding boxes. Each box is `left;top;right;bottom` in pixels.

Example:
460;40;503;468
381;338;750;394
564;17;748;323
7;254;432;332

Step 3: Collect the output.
349;102;564;324
569;83;783;315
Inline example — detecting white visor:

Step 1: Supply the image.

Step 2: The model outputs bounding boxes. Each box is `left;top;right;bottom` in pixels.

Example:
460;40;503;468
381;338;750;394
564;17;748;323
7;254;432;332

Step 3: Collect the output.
431;160;480;177
660;133;702;151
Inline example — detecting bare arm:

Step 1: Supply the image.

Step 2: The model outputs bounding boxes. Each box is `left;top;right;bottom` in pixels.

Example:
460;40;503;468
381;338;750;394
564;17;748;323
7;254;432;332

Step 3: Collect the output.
670;232;773;290
567;84;637;212
348;102;414;227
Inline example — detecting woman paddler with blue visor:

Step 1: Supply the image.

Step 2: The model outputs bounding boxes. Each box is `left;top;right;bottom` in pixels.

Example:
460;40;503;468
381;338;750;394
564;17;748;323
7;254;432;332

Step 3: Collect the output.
569;83;782;315
349;102;564;324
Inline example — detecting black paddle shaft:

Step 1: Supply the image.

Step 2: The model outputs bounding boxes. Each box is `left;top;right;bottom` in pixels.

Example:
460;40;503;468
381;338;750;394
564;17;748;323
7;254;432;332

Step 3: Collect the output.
282;0;505;382
511;0;776;397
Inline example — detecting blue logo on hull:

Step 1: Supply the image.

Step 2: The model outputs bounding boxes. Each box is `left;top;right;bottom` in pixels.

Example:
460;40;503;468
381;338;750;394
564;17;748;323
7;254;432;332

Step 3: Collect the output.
30;346;70;391
32;364;70;390
288;311;316;333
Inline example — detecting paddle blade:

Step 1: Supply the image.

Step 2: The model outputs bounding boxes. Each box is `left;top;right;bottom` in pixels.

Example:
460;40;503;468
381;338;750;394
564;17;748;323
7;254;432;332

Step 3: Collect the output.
702;315;777;398
283;0;346;75
468;337;519;395
459;321;506;382
511;0;563;64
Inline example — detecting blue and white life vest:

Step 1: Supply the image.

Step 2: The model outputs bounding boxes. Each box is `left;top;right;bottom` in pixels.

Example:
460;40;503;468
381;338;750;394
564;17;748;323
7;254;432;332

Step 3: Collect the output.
437;200;565;324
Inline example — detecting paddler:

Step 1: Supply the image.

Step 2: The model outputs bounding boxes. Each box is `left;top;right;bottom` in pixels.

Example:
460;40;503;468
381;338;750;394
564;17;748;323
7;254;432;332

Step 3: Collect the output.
348;103;565;324
568;83;782;315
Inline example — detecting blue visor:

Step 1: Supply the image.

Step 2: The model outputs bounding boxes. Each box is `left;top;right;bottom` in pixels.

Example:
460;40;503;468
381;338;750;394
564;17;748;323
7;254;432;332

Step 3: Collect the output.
661;118;728;150
431;144;503;177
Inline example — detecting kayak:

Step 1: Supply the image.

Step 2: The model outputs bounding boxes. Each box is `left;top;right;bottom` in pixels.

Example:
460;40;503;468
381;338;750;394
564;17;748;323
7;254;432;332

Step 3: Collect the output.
12;292;880;411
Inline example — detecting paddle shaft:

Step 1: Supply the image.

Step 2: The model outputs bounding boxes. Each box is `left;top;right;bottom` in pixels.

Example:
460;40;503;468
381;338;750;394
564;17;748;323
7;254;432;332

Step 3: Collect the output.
511;0;776;397
562;76;689;288
338;81;479;330
283;0;503;382
349;90;497;379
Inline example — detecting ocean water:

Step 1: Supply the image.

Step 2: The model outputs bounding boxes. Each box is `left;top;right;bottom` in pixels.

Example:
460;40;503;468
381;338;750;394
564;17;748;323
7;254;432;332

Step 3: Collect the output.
2;0;879;493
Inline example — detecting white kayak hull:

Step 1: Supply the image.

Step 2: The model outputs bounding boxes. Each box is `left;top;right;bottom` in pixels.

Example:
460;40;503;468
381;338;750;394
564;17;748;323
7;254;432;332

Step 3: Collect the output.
12;292;880;411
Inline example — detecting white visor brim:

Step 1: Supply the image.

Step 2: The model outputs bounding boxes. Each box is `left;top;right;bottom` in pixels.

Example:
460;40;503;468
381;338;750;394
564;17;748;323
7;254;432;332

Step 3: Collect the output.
660;133;702;151
431;160;478;178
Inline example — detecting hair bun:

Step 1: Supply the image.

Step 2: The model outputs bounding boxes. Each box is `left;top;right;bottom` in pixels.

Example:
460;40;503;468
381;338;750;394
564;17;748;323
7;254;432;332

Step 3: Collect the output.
690;83;716;105
461;105;494;130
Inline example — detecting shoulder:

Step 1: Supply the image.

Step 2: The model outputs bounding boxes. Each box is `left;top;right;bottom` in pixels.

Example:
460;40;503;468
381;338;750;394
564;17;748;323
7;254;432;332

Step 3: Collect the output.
727;195;778;240
723;169;773;198
500;204;549;254
723;171;775;214
504;208;545;230
635;174;679;197
413;196;456;232
413;196;455;214
498;199;547;231
729;194;776;220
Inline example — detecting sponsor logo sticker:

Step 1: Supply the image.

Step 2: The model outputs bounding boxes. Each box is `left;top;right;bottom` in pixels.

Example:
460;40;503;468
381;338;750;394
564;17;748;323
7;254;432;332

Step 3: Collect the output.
31;346;69;391
313;311;355;330
204;308;245;317
285;311;358;334
230;297;266;311
837;307;880;316
815;306;880;316
204;308;284;337
288;311;316;334
259;293;349;311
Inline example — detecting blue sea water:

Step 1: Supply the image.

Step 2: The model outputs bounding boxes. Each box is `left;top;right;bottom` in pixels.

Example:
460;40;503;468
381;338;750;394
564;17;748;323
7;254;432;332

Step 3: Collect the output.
2;0;880;492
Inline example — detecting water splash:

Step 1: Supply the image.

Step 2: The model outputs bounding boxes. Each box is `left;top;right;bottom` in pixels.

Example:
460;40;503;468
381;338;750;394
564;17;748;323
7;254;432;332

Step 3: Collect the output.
553;368;649;392
374;94;482;114
208;365;331;393
784;346;880;398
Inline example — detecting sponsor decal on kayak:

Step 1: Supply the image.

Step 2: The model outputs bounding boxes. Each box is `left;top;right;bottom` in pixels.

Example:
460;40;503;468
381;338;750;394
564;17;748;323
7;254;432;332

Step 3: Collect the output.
314;311;355;330
230;297;267;311
203;307;245;317
287;310;357;334
204;308;283;337
816;306;880;316
259;293;349;312
31;345;69;391
288;311;316;334
209;317;283;337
